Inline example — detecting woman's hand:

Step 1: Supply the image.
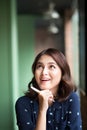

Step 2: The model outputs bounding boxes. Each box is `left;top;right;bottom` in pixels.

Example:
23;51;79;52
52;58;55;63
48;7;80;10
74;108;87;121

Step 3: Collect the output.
38;90;54;111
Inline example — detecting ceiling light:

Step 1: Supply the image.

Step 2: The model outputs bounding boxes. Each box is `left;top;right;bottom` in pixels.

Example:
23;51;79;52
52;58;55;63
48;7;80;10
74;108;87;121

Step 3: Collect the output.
44;2;60;19
48;23;59;34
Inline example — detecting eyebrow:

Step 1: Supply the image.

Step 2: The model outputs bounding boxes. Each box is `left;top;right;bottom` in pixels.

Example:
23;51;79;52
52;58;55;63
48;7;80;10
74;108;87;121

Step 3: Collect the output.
37;61;57;65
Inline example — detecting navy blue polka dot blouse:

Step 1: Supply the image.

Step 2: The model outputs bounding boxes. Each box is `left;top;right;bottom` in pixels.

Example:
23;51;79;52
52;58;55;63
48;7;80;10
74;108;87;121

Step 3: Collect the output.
15;92;82;130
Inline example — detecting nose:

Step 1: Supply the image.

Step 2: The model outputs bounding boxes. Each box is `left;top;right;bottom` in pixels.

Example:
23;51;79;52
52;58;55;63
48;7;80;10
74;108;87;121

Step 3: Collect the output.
42;67;48;75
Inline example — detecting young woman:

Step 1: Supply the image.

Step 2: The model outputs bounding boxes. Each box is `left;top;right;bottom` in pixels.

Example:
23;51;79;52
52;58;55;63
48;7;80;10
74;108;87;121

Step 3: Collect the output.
15;48;82;130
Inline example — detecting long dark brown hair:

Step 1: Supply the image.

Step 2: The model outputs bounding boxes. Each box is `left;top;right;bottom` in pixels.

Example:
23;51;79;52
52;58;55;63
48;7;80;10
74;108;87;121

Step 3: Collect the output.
25;48;76;101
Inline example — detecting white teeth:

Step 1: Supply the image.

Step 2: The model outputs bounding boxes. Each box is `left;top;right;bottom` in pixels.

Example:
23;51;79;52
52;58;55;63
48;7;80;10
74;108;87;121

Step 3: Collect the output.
41;78;50;80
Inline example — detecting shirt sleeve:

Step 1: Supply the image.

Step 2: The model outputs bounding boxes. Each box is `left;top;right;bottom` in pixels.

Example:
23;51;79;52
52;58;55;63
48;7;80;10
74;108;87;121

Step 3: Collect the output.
66;92;82;130
15;96;35;130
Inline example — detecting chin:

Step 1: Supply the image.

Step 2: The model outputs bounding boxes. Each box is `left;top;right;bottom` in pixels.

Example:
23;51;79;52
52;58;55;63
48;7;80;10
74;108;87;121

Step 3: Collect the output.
39;85;51;90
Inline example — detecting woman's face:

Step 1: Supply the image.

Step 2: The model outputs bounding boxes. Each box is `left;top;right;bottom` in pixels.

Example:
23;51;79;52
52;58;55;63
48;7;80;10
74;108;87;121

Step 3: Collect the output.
35;54;62;95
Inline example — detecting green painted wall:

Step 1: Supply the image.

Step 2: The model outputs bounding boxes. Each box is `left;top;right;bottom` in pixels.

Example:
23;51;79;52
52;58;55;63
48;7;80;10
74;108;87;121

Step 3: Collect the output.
0;0;36;129
0;0;14;130
17;15;35;96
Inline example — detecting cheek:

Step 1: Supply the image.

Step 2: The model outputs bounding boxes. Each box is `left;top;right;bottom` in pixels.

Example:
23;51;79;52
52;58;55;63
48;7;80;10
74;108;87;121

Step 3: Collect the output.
53;70;62;79
35;71;40;80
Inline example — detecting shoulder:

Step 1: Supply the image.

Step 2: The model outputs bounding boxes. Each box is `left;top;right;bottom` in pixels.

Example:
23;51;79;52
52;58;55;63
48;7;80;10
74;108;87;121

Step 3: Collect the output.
60;91;80;108
15;96;38;115
68;91;80;102
16;96;30;103
15;96;32;109
66;91;81;109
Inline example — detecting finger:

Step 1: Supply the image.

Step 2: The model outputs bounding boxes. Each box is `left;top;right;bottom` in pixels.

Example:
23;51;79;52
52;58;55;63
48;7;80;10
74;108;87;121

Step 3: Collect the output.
31;86;40;93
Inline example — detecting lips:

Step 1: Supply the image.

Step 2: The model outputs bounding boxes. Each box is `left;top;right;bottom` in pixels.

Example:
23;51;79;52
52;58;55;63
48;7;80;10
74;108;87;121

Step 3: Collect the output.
40;78;50;81
41;79;49;81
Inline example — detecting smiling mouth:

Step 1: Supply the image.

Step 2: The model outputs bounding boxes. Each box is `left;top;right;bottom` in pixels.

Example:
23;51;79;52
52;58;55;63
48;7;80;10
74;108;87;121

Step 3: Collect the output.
41;79;50;82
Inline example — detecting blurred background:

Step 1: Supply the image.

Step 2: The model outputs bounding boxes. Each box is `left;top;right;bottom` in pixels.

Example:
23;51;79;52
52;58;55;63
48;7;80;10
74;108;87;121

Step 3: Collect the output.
0;0;86;130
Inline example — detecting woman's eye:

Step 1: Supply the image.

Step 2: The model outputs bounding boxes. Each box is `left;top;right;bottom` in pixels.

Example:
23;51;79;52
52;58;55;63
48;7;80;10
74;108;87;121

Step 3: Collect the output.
36;64;42;69
50;65;56;69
